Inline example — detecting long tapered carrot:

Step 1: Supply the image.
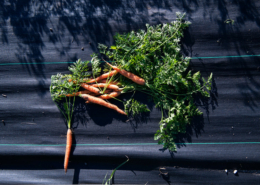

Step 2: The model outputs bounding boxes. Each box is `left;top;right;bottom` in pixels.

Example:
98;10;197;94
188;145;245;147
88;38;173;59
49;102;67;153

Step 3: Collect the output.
91;83;120;91
64;128;72;173
106;62;145;85
99;79;119;85
66;90;91;97
99;91;121;100
81;83;101;94
79;94;127;115
66;89;111;97
86;70;118;83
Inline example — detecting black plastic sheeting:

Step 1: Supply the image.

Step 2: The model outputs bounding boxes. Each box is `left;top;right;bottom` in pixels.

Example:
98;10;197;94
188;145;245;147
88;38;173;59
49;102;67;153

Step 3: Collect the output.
1;0;260;184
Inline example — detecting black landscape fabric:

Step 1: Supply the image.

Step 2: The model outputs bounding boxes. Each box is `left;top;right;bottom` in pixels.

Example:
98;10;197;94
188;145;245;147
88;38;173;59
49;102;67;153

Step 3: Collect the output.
1;0;260;184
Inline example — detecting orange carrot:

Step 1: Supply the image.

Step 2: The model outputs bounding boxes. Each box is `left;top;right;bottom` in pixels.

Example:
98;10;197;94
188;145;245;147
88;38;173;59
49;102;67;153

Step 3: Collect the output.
99;91;121;100
86;70;118;83
66;90;91;97
66;90;110;97
91;83;120;91
79;94;127;115
101;89;113;94
64;128;72;173
81;83;101;94
106;62;145;85
99;79;119;85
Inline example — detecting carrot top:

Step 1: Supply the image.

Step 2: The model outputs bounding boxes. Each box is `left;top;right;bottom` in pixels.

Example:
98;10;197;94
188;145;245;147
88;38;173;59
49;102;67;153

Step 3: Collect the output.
98;13;213;152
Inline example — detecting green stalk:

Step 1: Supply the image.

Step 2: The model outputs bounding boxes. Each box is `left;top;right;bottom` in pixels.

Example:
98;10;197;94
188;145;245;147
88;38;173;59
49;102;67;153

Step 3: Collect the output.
156;82;209;96
68;96;76;129
54;100;68;121
103;156;129;185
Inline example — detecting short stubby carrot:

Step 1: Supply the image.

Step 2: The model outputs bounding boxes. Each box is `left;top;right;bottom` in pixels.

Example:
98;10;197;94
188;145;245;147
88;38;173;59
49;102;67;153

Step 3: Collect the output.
106;62;145;85
64;128;72;173
99;91;121;100
81;83;100;94
79;94;127;115
86;70;118;83
91;83;120;91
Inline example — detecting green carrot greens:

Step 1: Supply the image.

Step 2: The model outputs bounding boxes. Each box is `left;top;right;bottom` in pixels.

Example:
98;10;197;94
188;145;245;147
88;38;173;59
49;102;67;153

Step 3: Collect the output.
98;12;213;151
50;73;80;128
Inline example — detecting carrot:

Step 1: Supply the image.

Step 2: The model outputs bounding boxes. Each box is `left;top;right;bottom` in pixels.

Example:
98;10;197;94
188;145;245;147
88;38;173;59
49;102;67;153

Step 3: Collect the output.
91;83;120;91
66;90;111;97
81;83;101;94
99;91;121;100
106;62;145;85
99;79;119;85
79;94;127;115
101;89;113;94
66;90;91;97
64;128;72;173
86;70;118;83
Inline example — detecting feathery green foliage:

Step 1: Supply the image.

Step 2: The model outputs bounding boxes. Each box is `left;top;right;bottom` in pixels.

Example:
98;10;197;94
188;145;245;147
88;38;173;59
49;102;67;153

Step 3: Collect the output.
91;53;102;76
50;73;80;101
68;59;91;80
50;73;80;128
99;12;213;151
124;99;150;117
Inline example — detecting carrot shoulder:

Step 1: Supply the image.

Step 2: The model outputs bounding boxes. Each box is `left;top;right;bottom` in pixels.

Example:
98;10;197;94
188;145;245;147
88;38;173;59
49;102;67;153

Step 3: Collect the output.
87;70;118;83
106;62;145;85
64;128;72;173
79;94;126;115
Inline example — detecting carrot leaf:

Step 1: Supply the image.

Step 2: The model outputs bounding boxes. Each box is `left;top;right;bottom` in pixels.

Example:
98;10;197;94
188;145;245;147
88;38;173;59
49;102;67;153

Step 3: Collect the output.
68;59;91;79
124;99;150;117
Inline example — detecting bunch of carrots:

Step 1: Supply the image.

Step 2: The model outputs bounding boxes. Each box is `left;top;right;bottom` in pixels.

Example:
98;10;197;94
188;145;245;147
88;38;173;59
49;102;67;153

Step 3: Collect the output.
67;62;145;115
62;62;145;173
